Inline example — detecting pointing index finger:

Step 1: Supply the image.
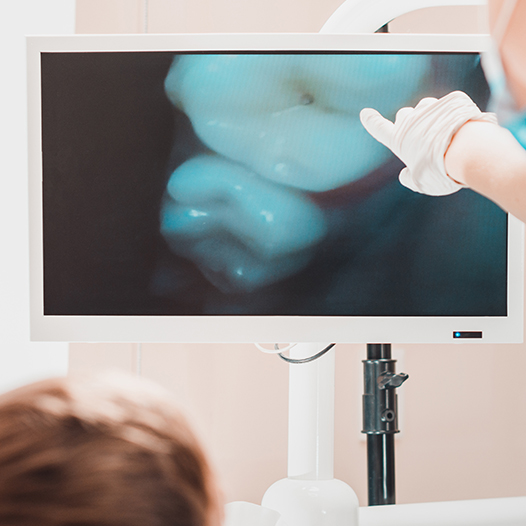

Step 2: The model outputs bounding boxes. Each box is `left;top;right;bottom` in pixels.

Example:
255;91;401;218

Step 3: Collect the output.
359;108;395;149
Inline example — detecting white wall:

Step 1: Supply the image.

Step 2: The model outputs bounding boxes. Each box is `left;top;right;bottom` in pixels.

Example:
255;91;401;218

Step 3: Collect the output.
0;0;75;392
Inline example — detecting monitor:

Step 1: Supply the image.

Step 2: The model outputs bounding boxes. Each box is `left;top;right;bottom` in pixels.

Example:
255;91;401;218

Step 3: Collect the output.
27;33;524;343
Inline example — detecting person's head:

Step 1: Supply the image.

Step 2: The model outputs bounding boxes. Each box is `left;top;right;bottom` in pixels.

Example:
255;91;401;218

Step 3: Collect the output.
488;0;526;109
0;372;223;526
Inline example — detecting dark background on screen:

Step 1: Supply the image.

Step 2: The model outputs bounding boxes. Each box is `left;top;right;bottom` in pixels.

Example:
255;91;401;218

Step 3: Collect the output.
40;51;507;316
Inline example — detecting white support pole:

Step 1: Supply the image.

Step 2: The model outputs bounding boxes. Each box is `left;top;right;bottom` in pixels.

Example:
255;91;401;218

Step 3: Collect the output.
287;343;334;480
262;344;359;526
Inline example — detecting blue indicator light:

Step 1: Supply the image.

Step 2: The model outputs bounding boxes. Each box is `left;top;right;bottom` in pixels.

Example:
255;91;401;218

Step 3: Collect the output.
453;331;483;339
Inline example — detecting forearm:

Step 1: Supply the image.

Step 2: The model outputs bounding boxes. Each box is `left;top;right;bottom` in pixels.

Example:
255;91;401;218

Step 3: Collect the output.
444;120;526;222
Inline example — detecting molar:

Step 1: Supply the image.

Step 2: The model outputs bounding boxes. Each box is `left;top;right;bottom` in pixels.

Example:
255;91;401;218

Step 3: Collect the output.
165;53;431;192
160;154;327;291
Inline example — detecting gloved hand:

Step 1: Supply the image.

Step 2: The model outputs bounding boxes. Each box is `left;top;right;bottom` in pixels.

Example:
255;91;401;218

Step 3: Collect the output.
360;91;498;195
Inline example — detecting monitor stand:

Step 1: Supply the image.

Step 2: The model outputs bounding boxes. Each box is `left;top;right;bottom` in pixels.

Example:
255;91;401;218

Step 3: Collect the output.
363;343;408;506
262;343;359;526
262;342;408;524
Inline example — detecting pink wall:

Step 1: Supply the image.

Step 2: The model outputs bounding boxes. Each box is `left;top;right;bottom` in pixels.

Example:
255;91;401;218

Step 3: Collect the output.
69;340;526;505
76;1;488;34
71;0;526;507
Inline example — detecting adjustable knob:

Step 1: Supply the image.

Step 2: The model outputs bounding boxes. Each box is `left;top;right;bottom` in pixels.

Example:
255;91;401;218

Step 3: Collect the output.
377;371;409;390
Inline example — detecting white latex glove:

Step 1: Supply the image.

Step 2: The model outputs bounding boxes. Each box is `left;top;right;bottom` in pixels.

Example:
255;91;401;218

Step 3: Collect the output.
360;91;498;195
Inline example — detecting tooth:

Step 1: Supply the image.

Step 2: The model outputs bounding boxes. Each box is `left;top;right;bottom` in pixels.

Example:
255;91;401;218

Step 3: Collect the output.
160;154;327;292
178;238;313;294
165;54;430;192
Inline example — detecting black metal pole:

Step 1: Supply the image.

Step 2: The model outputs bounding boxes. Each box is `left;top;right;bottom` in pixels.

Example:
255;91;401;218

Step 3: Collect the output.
367;434;396;505
367;343;391;360
363;343;408;506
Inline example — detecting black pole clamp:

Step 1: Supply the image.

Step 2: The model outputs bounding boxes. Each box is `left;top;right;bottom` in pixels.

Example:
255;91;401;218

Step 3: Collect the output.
362;358;408;435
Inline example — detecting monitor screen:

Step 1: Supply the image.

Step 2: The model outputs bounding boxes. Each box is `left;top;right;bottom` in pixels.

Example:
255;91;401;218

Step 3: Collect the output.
28;34;524;343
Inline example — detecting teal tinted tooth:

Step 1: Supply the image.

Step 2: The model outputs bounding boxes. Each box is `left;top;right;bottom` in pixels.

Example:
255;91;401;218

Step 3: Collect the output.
160;155;327;292
165;53;431;191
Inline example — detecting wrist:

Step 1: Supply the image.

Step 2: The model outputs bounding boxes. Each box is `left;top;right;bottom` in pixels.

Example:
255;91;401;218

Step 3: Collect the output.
444;119;526;219
444;120;519;188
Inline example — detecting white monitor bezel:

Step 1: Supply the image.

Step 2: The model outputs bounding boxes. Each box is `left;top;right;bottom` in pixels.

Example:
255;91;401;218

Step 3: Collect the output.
28;33;525;343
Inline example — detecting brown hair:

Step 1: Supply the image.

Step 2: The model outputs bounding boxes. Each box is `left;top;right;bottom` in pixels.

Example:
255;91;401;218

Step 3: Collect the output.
0;372;222;526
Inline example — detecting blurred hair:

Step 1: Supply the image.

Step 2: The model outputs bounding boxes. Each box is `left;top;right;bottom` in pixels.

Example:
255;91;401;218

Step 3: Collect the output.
0;372;222;526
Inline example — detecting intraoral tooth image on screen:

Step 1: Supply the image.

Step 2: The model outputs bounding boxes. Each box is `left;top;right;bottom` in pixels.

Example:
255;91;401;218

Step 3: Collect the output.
41;51;507;317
